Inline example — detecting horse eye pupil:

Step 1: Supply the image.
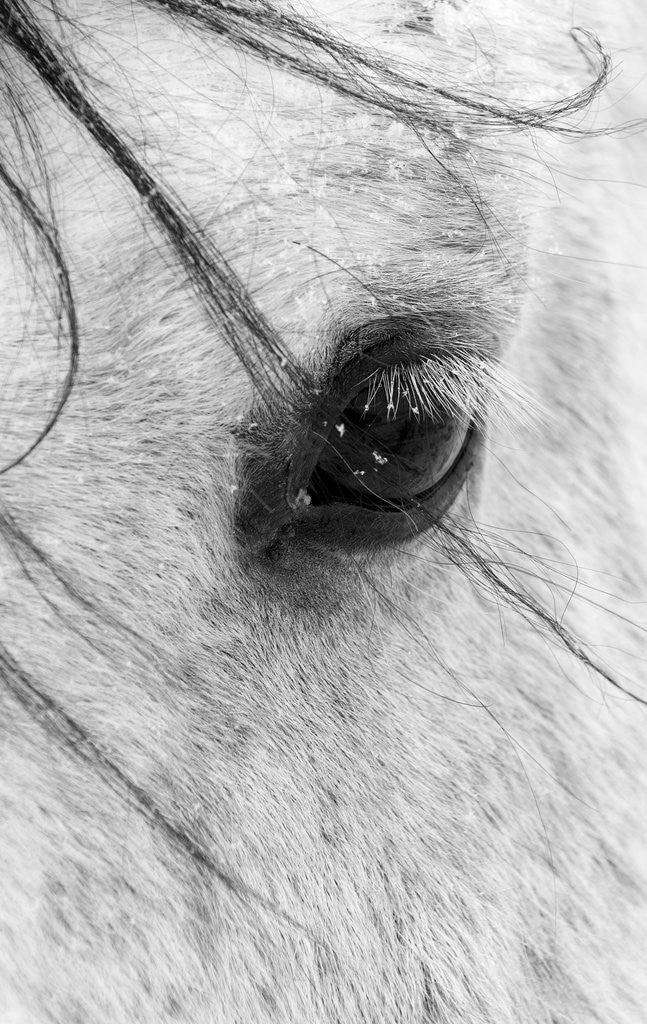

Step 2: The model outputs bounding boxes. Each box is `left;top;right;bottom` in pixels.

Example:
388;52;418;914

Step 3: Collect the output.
307;373;469;511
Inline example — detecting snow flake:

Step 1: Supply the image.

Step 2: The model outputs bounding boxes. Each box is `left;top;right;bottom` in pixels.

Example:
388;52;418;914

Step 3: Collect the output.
294;488;311;508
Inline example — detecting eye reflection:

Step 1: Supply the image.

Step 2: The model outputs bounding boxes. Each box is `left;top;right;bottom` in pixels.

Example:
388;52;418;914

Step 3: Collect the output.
308;367;472;510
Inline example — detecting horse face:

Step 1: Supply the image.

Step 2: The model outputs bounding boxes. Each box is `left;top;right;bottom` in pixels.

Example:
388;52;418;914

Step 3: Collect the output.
1;1;646;1021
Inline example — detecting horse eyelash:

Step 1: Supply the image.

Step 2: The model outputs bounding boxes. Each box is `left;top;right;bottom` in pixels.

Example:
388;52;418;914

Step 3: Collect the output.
361;352;544;432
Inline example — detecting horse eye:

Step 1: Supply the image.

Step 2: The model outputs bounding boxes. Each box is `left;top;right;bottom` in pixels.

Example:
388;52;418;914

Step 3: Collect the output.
306;363;474;518
236;350;480;553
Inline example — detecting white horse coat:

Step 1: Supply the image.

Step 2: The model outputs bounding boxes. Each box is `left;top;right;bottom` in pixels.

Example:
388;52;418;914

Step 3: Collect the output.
0;1;646;1021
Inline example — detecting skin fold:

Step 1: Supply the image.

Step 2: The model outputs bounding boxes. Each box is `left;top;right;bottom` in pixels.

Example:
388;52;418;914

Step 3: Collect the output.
0;1;646;1021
